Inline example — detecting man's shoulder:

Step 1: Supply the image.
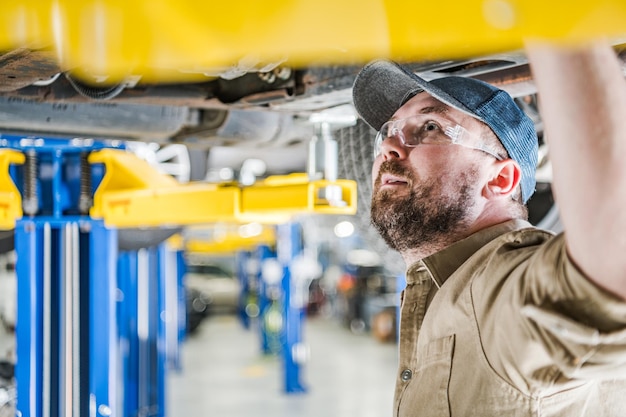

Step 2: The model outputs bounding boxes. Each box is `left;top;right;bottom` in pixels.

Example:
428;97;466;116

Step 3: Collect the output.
470;222;559;273
482;221;556;252
421;220;556;287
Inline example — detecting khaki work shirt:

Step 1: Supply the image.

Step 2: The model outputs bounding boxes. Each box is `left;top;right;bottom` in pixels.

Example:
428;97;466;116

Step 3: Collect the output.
395;220;626;417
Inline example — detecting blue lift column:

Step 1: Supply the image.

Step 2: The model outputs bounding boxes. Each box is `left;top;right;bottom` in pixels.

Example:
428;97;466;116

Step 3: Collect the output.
6;137;123;417
117;244;175;417
276;222;308;394
164;242;186;372
257;244;281;355
4;136;185;417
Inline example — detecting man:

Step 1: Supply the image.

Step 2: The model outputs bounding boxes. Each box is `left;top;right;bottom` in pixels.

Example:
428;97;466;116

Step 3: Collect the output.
352;40;626;416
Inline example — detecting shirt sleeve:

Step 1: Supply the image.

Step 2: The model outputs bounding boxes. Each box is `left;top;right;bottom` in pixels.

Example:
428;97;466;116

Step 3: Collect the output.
474;231;626;393
519;233;626;380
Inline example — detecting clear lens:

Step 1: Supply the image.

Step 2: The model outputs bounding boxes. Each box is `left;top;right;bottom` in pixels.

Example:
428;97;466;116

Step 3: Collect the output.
374;114;503;160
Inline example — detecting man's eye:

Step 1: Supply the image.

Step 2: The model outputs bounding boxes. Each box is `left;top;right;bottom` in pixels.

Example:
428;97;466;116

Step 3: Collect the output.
423;121;440;132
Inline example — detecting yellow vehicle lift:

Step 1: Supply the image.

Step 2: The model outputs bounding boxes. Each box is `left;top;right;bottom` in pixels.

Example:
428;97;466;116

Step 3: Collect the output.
0;146;355;229
90;148;356;228
89;149;357;228
89;149;242;227
2;1;626;82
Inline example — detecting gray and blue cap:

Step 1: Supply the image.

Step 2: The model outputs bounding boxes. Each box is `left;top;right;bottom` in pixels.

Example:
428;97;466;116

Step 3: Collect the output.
352;60;538;203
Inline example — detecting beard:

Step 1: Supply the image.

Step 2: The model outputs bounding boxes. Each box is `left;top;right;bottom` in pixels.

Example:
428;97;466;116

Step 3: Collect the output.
371;160;477;253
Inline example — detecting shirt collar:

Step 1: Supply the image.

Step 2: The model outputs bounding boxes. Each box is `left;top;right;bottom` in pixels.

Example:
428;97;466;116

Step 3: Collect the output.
407;219;534;288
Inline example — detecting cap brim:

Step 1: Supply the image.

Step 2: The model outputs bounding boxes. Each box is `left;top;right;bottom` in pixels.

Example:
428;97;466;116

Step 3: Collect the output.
352;60;480;131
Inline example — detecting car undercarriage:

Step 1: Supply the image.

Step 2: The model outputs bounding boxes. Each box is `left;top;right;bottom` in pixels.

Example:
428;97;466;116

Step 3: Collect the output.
1;4;625;268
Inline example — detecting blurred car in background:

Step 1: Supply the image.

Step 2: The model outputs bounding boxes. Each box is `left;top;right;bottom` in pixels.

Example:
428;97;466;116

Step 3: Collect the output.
184;262;241;316
185;286;209;334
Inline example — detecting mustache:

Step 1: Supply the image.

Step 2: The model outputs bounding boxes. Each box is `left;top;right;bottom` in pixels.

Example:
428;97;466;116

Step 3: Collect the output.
374;160;414;186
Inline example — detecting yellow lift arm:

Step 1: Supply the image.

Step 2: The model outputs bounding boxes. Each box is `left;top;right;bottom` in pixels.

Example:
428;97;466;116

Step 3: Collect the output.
90;149;356;228
89;149;241;228
2;1;626;82
0;148;356;229
185;225;277;255
0;149;24;230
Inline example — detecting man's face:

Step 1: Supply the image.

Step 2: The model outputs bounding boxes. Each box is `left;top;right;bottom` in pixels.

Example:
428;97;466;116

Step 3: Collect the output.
370;93;486;252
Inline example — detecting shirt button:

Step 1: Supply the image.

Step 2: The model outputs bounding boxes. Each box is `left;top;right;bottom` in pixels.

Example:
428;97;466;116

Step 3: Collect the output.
400;369;412;381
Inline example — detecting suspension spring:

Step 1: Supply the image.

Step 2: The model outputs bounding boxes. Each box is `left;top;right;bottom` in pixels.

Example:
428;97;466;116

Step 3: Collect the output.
78;152;92;215
23;149;39;216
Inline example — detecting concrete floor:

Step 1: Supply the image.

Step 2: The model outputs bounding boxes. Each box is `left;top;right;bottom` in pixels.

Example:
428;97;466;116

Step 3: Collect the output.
168;315;398;417
0;313;398;416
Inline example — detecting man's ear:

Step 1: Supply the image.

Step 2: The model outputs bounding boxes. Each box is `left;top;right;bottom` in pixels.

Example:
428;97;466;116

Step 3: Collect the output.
483;159;521;199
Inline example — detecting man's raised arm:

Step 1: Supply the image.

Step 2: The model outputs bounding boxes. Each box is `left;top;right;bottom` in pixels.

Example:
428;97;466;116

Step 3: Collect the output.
526;40;626;299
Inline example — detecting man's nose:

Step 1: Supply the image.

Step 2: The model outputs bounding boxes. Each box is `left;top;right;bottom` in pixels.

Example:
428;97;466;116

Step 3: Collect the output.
379;134;408;160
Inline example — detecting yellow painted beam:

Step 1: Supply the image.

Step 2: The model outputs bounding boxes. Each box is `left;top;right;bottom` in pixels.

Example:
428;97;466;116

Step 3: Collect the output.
89;149;241;227
186;226;276;254
240;173;357;223
0;148;356;229
2;1;626;82
0;149;24;230
91;182;242;228
89;149;357;228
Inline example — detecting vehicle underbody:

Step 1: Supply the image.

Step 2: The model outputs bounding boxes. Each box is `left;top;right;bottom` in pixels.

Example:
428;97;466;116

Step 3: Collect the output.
1;43;625;267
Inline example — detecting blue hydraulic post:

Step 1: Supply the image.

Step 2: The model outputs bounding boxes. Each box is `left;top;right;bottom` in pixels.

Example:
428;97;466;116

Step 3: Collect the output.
7;136;123;417
110;243;174;417
117;250;140;416
176;250;187;346
256;244;279;355
158;242;181;414
161;243;185;371
16;219;119;417
138;247;160;417
5;135;183;417
276;222;307;394
118;246;166;417
14;221;45;417
89;222;119;417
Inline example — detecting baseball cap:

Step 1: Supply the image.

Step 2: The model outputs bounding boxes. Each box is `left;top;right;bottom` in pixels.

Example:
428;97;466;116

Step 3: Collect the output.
352;60;538;203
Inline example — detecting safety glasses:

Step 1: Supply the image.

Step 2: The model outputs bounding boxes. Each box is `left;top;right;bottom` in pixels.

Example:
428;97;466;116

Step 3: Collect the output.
374;114;504;160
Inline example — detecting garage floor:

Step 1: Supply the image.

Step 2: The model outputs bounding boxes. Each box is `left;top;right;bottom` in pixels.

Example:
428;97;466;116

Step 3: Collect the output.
0;313;398;416
168;314;398;417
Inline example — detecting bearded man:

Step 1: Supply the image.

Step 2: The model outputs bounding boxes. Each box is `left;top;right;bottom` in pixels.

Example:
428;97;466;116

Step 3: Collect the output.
352;40;626;417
